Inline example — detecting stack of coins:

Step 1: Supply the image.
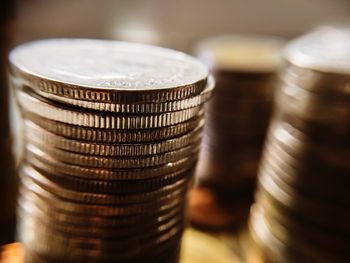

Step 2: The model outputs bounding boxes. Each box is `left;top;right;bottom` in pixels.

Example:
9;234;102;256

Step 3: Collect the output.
9;39;213;263
189;35;284;229
248;27;350;262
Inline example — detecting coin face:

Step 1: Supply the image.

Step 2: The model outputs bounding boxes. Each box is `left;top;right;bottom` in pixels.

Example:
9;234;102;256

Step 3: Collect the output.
284;27;350;74
10;39;208;91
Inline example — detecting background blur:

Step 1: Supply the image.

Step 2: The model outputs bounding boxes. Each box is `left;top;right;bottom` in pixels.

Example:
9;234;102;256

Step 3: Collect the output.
12;0;350;50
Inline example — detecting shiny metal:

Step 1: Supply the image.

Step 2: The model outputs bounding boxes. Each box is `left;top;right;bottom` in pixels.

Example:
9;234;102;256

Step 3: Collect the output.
248;27;350;263
10;38;213;263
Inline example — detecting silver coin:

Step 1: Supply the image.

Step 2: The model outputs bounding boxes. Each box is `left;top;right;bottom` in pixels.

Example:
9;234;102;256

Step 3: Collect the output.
21;163;193;195
19;215;183;260
26;141;200;169
25;147;198;181
19;185;185;217
17;88;203;129
281;62;350;100
9;39;208;103
20;165;189;205
24;111;204;143
18;205;184;239
248;204;295;263
275;82;350;123
26;75;215;113
284;27;350;75
24;119;203;157
18;195;185;229
17;87;203;129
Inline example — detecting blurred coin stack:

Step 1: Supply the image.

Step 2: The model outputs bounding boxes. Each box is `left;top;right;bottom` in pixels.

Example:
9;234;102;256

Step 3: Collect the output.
9;39;213;263
190;35;284;229
248;28;350;263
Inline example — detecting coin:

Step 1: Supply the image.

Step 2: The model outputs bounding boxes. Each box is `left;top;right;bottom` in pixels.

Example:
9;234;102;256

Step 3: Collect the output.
256;170;350;235
262;200;350;257
18;196;185;229
25;75;215;113
260;190;350;261
18;205;184;239
26;141;200;169
20;165;189;205
258;164;349;218
21;163;193;195
24;111;204;143
9;39;208;103
19;186;185;217
260;154;350;205
17;88;204;129
24;242;182;263
261;211;331;263
26;147;198;181
275;82;350;122
19;218;183;260
24;119;203;156
248;205;302;263
284;28;350;75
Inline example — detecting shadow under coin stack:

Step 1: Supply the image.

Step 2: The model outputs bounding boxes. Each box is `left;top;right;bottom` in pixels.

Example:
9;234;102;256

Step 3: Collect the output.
9;39;213;263
190;35;284;229
248;28;350;263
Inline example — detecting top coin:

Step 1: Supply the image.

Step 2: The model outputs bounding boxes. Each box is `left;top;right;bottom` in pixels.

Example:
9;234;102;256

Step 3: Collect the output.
9;39;208;102
284;27;350;74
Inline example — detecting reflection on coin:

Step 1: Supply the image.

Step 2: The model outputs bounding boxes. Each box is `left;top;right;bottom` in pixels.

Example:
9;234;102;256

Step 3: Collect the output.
26;147;198;181
20;166;188;205
10;39;208;102
17;88;203;129
22;164;193;195
18;196;185;229
24;111;204;143
27;75;215;113
26;142;200;169
24;120;203;157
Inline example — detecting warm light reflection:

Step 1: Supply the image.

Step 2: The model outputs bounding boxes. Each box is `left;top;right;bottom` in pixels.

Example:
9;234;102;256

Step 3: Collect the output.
1;243;24;263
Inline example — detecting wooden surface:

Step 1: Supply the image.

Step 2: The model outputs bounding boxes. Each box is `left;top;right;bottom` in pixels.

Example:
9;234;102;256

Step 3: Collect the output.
0;228;245;263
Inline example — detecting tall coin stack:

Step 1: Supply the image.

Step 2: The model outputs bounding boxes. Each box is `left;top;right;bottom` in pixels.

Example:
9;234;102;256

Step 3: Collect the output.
190;35;284;229
9;39;213;263
248;28;350;263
